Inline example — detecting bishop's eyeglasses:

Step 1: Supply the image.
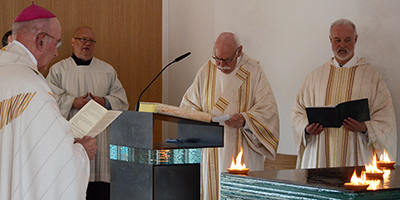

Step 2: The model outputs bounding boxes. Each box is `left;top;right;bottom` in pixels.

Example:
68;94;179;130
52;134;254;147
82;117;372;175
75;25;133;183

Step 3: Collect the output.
37;32;63;49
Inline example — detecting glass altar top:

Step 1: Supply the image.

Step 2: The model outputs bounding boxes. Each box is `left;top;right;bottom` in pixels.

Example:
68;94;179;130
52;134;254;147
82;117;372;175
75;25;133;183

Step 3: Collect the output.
221;166;400;199
110;144;201;165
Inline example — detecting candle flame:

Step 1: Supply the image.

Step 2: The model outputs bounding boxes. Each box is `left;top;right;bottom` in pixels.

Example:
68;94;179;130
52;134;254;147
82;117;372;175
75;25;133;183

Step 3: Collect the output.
229;147;248;170
365;154;383;173
349;169;367;185
379;150;392;163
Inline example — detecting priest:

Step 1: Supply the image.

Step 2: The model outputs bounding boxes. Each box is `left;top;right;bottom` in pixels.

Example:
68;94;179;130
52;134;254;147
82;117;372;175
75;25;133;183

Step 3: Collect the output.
180;32;280;200
0;3;97;200
291;18;397;169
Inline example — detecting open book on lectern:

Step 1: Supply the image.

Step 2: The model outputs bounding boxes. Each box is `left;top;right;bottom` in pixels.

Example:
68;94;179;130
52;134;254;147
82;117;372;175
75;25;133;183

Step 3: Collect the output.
306;98;370;128
139;102;212;123
70;100;122;138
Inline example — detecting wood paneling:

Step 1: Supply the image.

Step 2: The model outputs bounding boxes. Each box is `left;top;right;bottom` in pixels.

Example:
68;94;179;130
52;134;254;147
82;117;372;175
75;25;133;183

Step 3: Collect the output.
264;153;297;170
1;0;162;110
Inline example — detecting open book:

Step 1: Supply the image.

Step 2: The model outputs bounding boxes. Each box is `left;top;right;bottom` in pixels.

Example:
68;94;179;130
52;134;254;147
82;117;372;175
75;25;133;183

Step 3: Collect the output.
306;98;370;128
139;102;212;123
70;100;122;138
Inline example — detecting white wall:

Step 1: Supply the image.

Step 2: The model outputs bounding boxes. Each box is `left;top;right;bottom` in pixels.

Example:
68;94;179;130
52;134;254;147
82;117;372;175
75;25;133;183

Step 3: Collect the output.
163;0;215;139
164;0;215;105
165;0;400;162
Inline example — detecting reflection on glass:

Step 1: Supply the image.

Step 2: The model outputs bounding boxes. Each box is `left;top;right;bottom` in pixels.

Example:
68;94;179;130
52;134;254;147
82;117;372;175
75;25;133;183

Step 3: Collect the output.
109;144;201;165
366;179;381;190
366;168;392;190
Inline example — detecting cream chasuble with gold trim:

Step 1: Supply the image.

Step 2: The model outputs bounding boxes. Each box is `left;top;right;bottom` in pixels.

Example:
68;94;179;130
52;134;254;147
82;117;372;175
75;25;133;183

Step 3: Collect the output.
292;57;397;169
181;53;279;200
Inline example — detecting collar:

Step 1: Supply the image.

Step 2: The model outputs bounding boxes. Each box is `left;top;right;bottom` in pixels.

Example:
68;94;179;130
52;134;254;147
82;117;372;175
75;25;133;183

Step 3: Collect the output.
72;53;93;66
333;56;357;68
235;54;242;67
13;40;38;67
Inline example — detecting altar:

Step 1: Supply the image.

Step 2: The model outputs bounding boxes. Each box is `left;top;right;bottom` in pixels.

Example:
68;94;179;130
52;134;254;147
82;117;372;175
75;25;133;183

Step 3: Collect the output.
221;166;400;199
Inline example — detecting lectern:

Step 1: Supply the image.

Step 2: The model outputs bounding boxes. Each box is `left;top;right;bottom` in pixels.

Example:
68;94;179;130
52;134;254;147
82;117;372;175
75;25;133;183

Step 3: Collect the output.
109;111;224;200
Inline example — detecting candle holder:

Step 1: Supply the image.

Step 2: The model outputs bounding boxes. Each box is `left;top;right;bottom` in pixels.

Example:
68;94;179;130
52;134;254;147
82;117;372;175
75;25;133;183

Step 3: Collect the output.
365;172;384;179
227;168;249;174
344;182;370;191
377;161;395;169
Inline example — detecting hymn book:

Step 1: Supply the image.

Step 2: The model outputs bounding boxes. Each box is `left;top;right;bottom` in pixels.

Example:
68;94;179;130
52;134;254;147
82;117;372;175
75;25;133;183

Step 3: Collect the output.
306;98;370;128
139;102;212;123
70;100;122;138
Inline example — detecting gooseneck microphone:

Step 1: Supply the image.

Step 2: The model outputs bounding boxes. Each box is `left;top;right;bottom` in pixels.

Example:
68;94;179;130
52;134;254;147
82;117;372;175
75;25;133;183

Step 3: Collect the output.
135;52;191;111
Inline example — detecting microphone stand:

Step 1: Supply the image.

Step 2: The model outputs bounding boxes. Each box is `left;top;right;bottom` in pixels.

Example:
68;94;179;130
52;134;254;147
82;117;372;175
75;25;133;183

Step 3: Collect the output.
135;52;191;111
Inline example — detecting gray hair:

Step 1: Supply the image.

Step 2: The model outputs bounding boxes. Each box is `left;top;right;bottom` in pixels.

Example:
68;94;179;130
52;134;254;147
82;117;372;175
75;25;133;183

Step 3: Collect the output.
330;18;357;36
12;18;51;37
232;33;241;48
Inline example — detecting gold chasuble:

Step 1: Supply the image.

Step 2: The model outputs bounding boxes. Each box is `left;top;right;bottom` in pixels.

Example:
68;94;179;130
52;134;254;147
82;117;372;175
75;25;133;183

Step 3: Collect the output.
292;57;397;169
181;53;280;200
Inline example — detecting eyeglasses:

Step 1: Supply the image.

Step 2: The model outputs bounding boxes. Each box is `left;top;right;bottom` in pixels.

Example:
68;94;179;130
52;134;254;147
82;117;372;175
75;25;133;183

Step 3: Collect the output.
37;32;63;49
74;37;97;45
212;47;239;64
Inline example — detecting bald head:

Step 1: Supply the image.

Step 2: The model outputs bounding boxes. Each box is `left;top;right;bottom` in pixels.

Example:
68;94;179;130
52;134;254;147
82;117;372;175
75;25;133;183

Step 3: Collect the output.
213;32;242;74
215;32;240;50
74;26;95;38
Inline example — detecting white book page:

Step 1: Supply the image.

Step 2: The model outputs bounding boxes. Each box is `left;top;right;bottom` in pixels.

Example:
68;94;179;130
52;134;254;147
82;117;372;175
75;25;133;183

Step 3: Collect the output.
70;100;107;138
86;110;122;138
212;114;230;125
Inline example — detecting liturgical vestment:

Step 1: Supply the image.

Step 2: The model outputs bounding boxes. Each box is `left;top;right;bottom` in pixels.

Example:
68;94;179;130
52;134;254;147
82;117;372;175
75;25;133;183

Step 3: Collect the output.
181;53;280;200
291;57;397;169
0;42;90;200
46;57;129;182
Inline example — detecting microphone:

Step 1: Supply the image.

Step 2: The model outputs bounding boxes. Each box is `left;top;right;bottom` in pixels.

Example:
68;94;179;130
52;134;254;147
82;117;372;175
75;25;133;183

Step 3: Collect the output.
135;52;191;111
174;52;191;62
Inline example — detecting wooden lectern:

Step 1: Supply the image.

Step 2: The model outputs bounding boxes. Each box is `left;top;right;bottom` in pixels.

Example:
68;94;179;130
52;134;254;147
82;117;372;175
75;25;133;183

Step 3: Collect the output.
110;111;224;200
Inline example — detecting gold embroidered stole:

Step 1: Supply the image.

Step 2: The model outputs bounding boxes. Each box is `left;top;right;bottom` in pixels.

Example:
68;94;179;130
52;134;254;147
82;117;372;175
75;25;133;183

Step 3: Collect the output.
204;62;251;200
235;67;250;157
204;62;219;200
322;65;357;167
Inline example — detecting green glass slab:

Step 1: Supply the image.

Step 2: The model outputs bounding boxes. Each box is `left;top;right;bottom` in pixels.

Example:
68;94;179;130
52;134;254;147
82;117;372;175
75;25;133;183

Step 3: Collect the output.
221;166;400;199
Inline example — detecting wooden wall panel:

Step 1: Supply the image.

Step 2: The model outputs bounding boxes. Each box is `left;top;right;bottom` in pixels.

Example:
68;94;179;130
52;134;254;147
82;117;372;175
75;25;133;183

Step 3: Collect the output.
0;0;162;111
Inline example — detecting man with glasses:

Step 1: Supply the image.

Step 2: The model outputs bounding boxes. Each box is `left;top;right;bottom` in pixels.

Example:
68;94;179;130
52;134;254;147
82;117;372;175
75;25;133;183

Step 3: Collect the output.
180;32;280;200
0;3;97;200
47;26;129;200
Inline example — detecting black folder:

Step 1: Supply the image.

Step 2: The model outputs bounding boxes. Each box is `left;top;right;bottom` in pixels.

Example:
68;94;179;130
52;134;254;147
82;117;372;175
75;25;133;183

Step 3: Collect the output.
306;98;370;128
